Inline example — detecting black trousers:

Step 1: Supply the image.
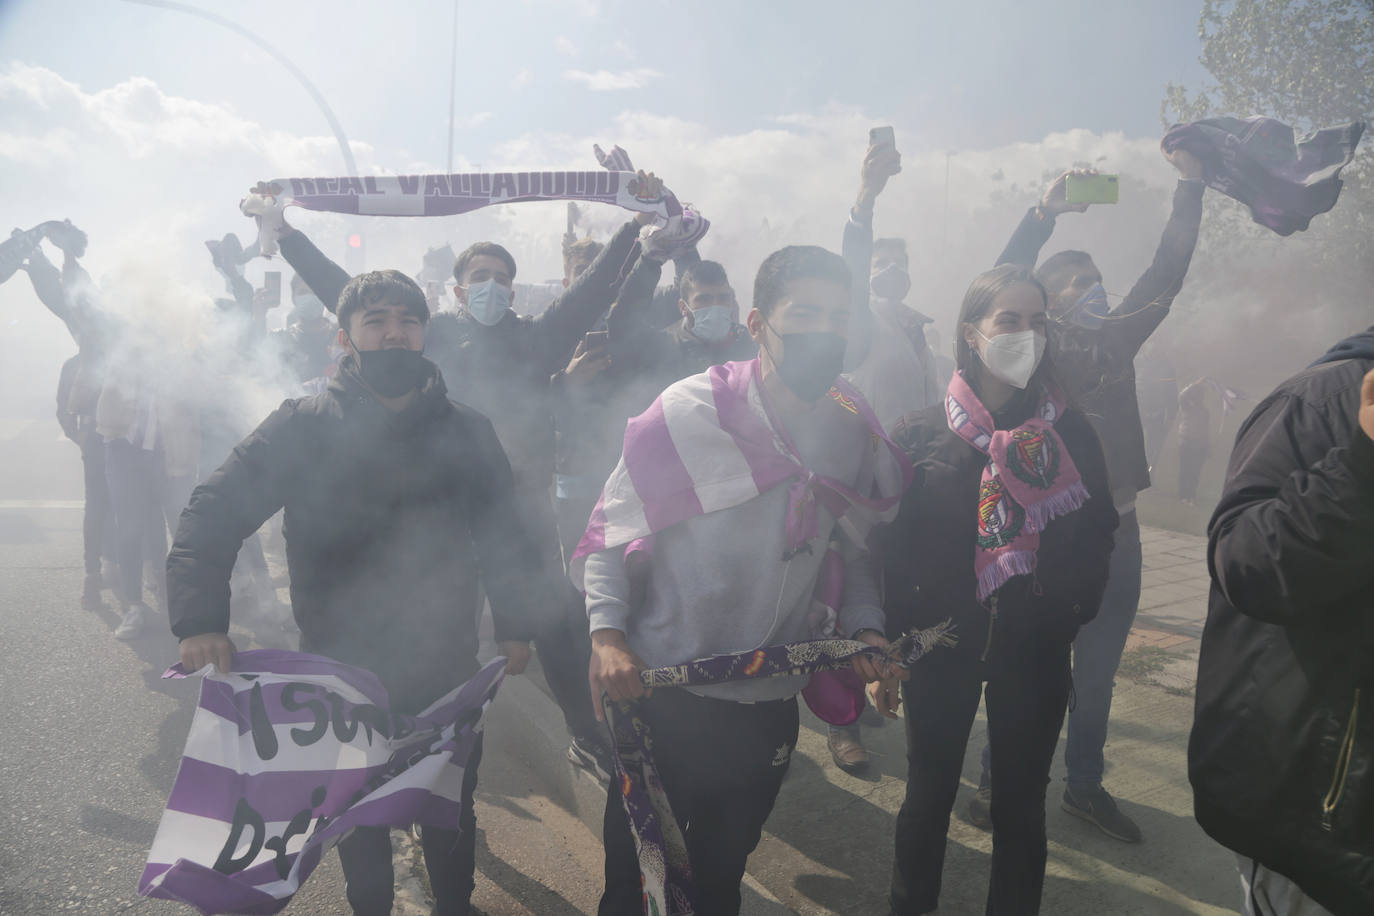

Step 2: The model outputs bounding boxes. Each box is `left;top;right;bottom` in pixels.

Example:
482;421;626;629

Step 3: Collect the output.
78;426;111;578
513;487;599;740
336;734;483;916
890;644;1071;916
599;689;800;916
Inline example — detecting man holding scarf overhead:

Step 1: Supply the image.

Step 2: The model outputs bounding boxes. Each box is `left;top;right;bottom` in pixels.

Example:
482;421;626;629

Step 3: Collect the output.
573;245;911;916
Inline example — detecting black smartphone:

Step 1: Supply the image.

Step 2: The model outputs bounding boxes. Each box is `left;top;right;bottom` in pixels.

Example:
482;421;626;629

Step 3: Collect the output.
583;330;609;351
869;126;896;149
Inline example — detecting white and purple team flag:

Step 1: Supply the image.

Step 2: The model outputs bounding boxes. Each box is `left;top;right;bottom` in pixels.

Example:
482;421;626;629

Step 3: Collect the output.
138;650;505;915
266;171;679;220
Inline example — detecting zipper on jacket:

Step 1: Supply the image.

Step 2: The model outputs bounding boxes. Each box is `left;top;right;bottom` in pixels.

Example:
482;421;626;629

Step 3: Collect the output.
1321;688;1361;832
981;595;999;662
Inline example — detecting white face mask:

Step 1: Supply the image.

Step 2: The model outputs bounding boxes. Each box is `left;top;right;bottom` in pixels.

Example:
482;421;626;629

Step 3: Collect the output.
465;278;511;326
973;327;1046;390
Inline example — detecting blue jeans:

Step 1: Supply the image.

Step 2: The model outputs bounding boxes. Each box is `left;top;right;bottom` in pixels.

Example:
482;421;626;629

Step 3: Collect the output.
980;510;1142;788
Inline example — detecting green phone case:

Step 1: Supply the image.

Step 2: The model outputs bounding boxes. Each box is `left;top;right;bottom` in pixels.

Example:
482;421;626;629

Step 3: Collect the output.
1065;174;1119;204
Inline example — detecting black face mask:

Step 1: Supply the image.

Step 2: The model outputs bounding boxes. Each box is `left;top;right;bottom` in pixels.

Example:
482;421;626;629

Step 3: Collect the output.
354;347;429;398
771;331;846;402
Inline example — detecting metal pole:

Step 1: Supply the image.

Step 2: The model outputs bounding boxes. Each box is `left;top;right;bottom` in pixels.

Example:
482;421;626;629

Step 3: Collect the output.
120;0;358;177
446;0;459;174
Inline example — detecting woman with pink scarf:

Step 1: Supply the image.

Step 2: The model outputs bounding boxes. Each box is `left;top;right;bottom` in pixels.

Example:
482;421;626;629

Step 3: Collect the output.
876;264;1119;915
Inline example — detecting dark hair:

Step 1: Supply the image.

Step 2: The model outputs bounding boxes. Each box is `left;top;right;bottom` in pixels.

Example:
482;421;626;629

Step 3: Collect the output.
562;237;603;272
680;259;730;301
336;269;430;331
1034;249;1095;298
752;245;850;318
453;241;517;284
953;264;1047;378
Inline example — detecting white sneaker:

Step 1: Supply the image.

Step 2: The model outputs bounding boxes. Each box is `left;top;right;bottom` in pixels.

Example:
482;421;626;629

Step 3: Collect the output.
114;602;155;640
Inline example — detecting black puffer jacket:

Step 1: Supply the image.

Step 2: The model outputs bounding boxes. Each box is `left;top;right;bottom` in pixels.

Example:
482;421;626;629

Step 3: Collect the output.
1191;351;1374;916
880;390;1118;658
167;358;555;713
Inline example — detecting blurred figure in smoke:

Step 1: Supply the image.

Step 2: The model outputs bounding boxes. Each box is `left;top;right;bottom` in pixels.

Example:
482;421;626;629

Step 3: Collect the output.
1176;378;1212;505
11;221;115;611
555;252;753;568
965;142;1207;843
97;315;201;639
1191;326;1374;916
586;246;901;916
270;274;337;388
168;269;555;916
826;139;945;773
250;175;664;781
1135;342;1180;474
880;265;1117;916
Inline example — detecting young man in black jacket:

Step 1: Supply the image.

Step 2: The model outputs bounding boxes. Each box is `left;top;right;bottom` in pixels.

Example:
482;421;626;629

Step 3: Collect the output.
168;269;552;916
253;186;658;779
1191;327;1374;916
975;144;1207;842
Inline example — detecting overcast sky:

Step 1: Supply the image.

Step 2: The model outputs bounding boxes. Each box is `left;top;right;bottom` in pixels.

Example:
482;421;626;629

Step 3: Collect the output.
0;0;1218;414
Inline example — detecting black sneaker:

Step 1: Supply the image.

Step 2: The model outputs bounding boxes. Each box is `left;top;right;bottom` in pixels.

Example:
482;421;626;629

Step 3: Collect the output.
567;733;613;782
965;769;992;831
1062;784;1143;843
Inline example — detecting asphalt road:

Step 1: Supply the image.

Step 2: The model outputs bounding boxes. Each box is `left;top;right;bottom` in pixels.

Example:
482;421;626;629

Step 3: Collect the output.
0;420;605;916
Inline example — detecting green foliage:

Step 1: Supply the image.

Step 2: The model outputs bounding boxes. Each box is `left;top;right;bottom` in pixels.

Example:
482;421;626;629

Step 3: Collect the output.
1160;0;1373;327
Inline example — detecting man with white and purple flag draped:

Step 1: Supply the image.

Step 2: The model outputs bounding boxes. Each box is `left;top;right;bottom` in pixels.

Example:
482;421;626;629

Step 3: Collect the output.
166;268;554;916
573;245;912;915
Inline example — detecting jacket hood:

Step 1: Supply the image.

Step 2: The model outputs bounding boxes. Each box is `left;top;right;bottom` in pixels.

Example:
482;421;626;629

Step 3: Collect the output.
1311;325;1374;368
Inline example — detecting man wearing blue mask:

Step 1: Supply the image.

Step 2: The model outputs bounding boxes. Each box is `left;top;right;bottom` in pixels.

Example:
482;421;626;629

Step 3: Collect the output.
963;142;1207;844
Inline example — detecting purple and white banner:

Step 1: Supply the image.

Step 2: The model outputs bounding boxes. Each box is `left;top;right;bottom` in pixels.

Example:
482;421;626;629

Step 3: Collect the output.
138;650;505;915
264;170;682;220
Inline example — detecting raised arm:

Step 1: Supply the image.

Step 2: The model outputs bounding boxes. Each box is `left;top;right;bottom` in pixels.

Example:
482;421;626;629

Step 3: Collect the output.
1208;369;1374;627
843;143;902;371
994;168;1095;268
278;225;352;314
530;172;664;373
1102;148;1206;359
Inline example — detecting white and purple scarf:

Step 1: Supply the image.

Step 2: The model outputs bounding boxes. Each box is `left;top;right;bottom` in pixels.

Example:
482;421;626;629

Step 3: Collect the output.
568;358;911;589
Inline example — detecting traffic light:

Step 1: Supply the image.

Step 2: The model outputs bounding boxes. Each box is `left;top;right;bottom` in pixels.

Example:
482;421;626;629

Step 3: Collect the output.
344;232;365;275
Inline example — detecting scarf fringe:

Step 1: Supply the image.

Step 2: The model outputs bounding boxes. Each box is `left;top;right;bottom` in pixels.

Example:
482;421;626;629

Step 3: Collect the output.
976;550;1037;601
1021;480;1091;533
895;619;960;666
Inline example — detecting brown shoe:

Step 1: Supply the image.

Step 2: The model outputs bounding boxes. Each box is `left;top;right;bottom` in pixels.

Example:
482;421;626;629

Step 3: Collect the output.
827;728;870;772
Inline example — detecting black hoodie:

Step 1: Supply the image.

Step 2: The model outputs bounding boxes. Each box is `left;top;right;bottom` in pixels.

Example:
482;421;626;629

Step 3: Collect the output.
167;356;555;713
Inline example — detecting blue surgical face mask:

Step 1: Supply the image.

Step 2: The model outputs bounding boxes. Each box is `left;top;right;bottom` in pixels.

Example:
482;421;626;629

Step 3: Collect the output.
465;278;511;327
688;305;732;343
1062;282;1109;330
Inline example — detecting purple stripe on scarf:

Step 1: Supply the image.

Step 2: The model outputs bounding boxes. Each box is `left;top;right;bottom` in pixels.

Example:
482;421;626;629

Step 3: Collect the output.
165;757;376;823
622;395;704;532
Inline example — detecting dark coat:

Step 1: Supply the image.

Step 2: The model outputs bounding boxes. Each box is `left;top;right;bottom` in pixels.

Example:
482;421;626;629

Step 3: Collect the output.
1190;354;1374;916
167;358;554;713
996;180;1205;497
879;391;1118;659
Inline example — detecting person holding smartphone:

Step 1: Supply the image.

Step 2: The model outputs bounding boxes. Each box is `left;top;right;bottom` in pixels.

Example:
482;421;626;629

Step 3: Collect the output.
963;140;1207;844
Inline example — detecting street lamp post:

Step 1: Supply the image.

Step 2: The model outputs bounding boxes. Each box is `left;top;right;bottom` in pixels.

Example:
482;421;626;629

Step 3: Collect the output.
120;0;358;177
